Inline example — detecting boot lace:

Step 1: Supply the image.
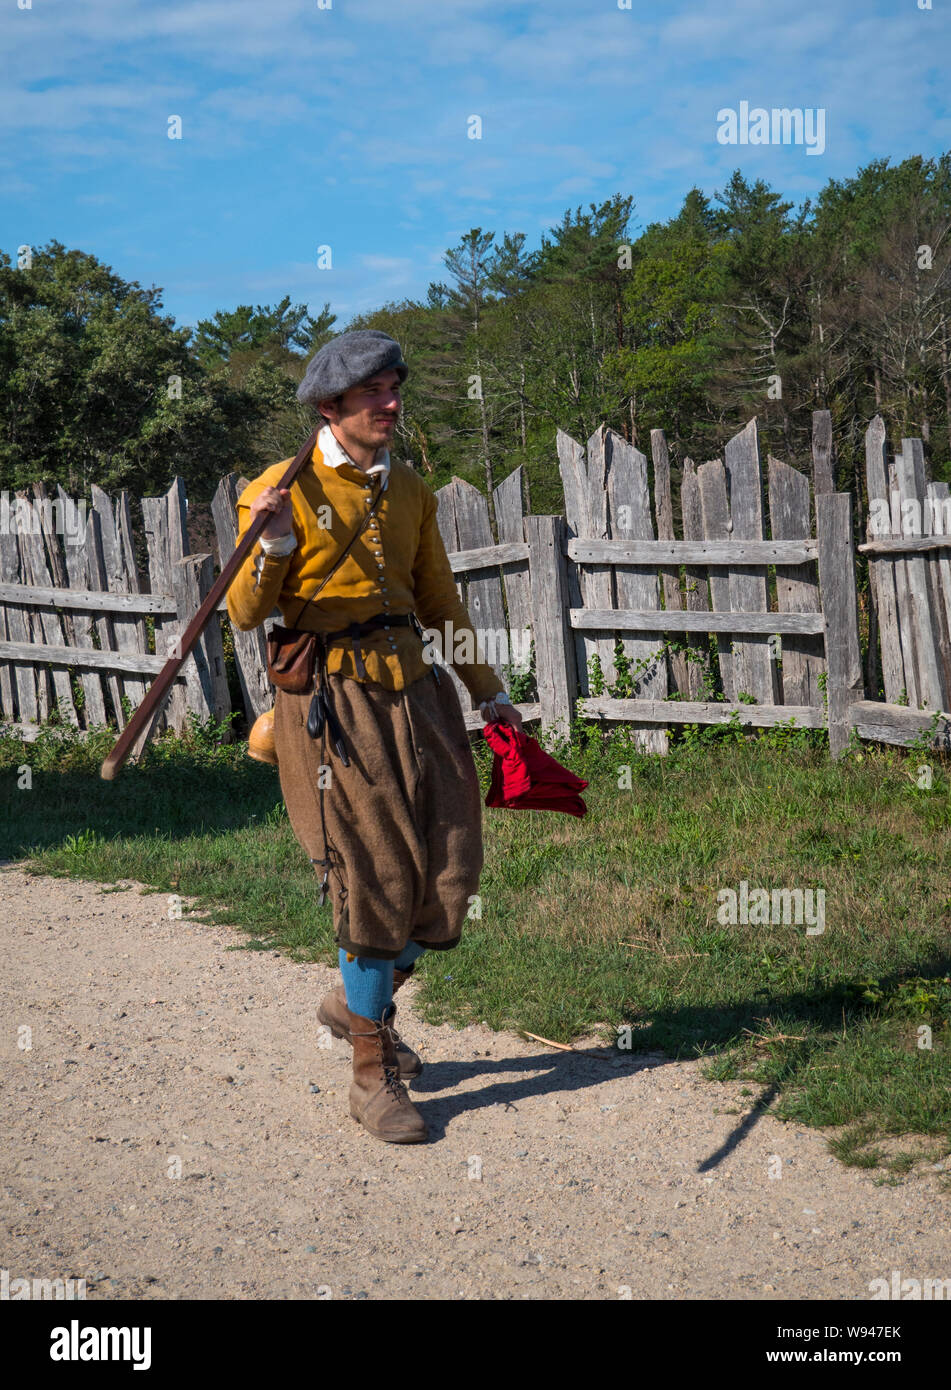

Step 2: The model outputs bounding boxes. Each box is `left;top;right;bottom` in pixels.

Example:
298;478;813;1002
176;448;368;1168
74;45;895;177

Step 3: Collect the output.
380;1020;409;1100
382;1062;406;1099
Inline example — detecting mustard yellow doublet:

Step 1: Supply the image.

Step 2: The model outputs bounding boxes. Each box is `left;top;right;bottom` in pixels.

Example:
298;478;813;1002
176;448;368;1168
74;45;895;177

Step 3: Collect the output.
227;440;502;704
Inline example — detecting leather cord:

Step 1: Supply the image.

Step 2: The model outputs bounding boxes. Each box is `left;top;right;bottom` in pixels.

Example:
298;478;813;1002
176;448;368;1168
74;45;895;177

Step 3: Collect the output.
291;474;388;632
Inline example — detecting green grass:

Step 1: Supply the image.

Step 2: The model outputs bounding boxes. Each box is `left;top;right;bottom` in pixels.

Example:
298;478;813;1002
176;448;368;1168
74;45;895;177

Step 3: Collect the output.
2;711;949;1184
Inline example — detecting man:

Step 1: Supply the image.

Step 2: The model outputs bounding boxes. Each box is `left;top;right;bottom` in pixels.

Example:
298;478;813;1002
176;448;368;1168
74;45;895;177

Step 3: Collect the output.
227;330;523;1145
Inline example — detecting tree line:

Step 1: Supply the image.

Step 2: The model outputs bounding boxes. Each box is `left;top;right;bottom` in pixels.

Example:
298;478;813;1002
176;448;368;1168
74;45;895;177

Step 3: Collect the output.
2;152;949;527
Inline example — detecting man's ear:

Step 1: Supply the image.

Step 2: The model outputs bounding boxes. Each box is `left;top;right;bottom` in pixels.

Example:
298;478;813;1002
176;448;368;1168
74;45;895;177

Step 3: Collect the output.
319;392;347;425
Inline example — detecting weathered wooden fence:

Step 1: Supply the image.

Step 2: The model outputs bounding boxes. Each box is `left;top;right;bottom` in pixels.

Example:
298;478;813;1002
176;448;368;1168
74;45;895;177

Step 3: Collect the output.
2;414;950;757
856;418;951;748
0;481;232;761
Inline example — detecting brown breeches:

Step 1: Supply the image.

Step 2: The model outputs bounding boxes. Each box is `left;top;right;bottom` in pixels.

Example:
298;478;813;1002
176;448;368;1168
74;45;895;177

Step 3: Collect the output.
273;671;483;960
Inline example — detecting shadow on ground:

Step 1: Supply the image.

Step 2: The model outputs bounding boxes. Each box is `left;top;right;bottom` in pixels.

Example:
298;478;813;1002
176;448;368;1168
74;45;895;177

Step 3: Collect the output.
1;759;281;861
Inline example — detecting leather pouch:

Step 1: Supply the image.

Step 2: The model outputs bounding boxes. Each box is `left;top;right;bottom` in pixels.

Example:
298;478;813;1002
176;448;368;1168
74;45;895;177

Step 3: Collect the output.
266;625;317;693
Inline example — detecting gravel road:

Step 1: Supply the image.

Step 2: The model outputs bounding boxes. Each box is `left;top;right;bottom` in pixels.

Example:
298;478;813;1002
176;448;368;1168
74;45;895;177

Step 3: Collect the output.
1;867;946;1301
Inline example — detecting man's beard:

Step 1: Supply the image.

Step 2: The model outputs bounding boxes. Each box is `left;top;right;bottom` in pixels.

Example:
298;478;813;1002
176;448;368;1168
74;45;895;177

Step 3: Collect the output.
359;417;397;445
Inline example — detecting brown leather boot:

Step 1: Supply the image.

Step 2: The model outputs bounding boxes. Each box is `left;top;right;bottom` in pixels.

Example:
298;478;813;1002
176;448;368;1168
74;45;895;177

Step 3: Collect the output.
317;967;423;1079
348;1007;428;1143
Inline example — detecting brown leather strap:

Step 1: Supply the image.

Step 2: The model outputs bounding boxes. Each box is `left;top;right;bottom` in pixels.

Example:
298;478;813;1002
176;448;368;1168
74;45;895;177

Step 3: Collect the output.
323;613;412;642
291;476;387;630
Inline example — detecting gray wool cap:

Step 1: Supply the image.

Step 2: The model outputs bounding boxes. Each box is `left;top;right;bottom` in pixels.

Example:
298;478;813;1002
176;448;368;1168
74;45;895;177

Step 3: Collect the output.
296;329;409;408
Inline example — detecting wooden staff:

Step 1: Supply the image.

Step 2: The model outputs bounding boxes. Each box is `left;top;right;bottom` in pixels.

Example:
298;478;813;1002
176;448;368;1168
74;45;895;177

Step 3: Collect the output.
100;426;320;781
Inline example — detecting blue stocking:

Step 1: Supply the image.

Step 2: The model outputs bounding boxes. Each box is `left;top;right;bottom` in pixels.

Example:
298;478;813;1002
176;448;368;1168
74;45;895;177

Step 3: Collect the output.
394;942;427;972
338;949;394;1021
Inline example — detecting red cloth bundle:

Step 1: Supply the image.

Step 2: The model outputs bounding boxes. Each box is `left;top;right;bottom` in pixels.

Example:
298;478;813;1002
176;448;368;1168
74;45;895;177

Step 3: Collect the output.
482;722;588;818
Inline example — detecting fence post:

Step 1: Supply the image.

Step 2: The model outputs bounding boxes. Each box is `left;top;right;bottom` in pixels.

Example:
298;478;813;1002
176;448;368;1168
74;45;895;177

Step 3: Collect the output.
142;478;190;733
812;409;835;496
171;553;232;730
525;514;576;737
0;526;38;721
817;493;863;756
211;473;272;722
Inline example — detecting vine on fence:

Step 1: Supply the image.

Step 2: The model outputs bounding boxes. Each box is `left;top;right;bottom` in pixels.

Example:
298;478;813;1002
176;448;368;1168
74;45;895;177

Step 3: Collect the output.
585;638;829;753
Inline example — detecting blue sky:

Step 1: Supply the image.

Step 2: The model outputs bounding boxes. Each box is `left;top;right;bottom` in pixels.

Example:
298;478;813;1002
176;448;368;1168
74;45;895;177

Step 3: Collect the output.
2;0;948;337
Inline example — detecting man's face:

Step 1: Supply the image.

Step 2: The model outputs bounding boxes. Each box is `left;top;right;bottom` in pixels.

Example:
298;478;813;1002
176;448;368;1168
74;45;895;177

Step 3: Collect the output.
321;369;402;449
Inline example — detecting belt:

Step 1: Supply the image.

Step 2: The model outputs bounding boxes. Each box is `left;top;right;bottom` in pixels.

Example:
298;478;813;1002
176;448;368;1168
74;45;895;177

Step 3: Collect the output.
321;612;413;681
320;612;439;683
323;611;412;648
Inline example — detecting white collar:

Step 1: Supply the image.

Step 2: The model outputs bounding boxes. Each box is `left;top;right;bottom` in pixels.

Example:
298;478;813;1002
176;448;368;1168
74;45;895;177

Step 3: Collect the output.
318;423;390;480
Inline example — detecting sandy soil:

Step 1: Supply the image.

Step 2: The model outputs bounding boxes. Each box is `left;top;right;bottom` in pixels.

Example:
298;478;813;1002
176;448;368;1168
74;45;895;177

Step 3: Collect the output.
1;866;946;1301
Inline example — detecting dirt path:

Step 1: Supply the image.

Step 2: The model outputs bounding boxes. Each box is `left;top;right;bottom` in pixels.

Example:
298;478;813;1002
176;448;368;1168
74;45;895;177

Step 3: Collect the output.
1;866;946;1301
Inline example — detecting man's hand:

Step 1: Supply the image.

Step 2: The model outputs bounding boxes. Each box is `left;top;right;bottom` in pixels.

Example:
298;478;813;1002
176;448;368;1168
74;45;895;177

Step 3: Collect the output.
250;486;293;539
480;696;523;732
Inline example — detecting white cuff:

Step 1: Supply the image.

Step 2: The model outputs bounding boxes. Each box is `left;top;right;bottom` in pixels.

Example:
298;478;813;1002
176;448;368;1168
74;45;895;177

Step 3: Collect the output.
480;690;511;708
259;531;298;556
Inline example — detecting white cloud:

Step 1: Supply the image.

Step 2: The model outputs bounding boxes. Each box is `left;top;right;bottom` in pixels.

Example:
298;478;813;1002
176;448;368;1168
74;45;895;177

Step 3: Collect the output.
360;254;415;274
1;0;944;330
